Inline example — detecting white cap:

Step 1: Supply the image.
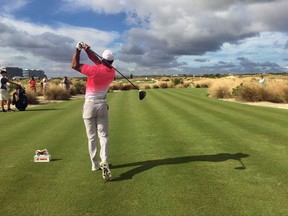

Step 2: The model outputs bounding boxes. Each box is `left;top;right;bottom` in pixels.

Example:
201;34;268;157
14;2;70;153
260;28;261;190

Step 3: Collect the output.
102;50;114;61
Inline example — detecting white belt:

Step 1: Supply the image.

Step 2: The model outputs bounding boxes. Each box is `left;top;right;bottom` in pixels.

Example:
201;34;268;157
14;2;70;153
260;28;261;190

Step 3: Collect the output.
85;98;106;103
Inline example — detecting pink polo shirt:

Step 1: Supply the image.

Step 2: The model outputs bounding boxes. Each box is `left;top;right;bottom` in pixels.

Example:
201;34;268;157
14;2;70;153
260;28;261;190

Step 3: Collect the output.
81;64;115;99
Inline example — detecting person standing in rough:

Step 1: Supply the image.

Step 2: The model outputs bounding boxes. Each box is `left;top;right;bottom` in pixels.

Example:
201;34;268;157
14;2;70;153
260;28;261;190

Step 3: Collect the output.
61;76;71;91
29;77;37;92
0;70;21;112
42;75;49;92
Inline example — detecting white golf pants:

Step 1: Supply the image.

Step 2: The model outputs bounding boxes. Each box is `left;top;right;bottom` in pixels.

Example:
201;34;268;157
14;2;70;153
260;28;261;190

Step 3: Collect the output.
82;100;109;170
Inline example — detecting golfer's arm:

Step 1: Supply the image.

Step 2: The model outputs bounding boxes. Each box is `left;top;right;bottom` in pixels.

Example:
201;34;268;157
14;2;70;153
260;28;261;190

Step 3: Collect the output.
71;49;83;72
85;48;102;65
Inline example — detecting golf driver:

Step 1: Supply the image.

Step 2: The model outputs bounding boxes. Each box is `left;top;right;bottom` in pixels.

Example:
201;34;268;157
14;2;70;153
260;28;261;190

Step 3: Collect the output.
85;46;146;100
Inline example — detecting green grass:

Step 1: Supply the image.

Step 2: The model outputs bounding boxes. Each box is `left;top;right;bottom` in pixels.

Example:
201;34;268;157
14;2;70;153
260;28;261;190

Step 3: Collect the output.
0;88;288;216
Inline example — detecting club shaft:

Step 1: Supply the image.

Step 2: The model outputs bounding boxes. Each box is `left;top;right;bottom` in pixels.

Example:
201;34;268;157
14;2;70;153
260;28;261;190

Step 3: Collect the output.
89;49;140;90
239;159;246;168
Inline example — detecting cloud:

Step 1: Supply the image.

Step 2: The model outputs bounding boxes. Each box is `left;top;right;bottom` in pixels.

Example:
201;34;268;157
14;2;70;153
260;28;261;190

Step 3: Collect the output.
1;0;32;13
236;57;283;73
285;41;288;49
195;59;210;63
65;0;288;70
183;57;283;75
1;0;287;76
0;14;120;76
249;0;288;31
0;23;73;62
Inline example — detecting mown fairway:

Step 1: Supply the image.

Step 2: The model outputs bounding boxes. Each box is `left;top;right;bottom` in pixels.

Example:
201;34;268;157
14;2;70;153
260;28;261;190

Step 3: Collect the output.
0;88;287;216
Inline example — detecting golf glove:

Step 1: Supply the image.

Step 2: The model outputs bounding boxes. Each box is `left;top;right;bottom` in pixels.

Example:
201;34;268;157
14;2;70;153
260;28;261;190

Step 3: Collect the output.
76;41;84;50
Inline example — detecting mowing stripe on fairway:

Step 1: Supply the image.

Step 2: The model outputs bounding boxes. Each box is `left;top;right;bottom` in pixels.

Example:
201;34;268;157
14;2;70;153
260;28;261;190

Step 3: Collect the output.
1;89;288;216
111;88;288;176
0;99;88;209
109;89;288;215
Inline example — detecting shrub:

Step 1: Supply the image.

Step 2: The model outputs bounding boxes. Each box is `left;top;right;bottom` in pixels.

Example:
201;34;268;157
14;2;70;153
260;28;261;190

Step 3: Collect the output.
44;85;71;100
73;81;86;94
25;88;39;104
185;83;192;88
51;79;61;85
194;79;214;88
168;82;175;88
255;86;277;102
232;83;244;97
235;81;283;103
235;84;259;102
161;78;170;82
281;84;288;103
211;86;231;99
172;78;183;86
158;82;168;88
144;85;151;89
110;83;124;91
269;82;288;103
177;83;191;88
122;84;137;90
152;84;160;89
69;87;77;96
209;79;239;99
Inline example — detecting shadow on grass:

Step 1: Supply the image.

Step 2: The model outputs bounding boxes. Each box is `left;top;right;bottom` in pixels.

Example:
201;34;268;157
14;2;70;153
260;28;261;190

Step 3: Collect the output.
111;153;249;181
51;158;63;162
24;108;62;111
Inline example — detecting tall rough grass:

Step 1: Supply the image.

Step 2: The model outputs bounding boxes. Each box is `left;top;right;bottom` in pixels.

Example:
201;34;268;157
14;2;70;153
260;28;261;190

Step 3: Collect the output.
109;83;138;91
235;81;286;103
172;78;183;86
73;81;86;94
158;82;169;88
208;79;241;99
25;88;39;104
44;84;71;100
194;78;214;88
209;77;288;103
280;84;288;102
235;83;262;102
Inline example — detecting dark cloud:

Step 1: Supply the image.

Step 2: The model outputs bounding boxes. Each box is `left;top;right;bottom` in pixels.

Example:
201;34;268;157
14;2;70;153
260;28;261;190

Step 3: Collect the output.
236;57;283;73
0;22;74;63
175;57;284;75
284;41;288;49
1;0;287;76
116;0;288;72
195;59;209;63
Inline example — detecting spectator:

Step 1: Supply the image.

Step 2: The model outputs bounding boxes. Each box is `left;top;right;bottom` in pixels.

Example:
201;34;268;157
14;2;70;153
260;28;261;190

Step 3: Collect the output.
0;70;21;112
29;77;37;92
61;76;71;91
42;75;49;92
259;75;265;85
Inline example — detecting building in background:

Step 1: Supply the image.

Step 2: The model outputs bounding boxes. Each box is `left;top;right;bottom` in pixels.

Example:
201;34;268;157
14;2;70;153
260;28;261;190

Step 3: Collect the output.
23;69;45;79
1;67;23;79
0;67;46;79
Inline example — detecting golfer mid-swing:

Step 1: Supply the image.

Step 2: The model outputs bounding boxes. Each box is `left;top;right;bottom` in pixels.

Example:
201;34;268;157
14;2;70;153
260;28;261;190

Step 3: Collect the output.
71;42;115;181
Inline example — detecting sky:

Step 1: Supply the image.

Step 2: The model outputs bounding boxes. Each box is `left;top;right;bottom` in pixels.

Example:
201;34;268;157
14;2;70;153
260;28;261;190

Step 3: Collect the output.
0;0;288;78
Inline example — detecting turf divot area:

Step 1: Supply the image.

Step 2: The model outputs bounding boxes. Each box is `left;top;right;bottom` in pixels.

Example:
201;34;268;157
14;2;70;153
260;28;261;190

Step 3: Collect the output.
0;88;287;216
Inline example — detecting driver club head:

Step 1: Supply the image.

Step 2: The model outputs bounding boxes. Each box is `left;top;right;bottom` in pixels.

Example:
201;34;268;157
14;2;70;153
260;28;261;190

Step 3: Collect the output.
139;90;146;100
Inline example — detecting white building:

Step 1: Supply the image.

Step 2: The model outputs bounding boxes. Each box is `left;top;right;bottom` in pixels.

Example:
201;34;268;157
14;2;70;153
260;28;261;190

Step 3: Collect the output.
23;69;45;79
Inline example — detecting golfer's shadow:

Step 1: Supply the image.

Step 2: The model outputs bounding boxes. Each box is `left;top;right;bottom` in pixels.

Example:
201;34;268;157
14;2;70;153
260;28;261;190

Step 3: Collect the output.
111;153;249;181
